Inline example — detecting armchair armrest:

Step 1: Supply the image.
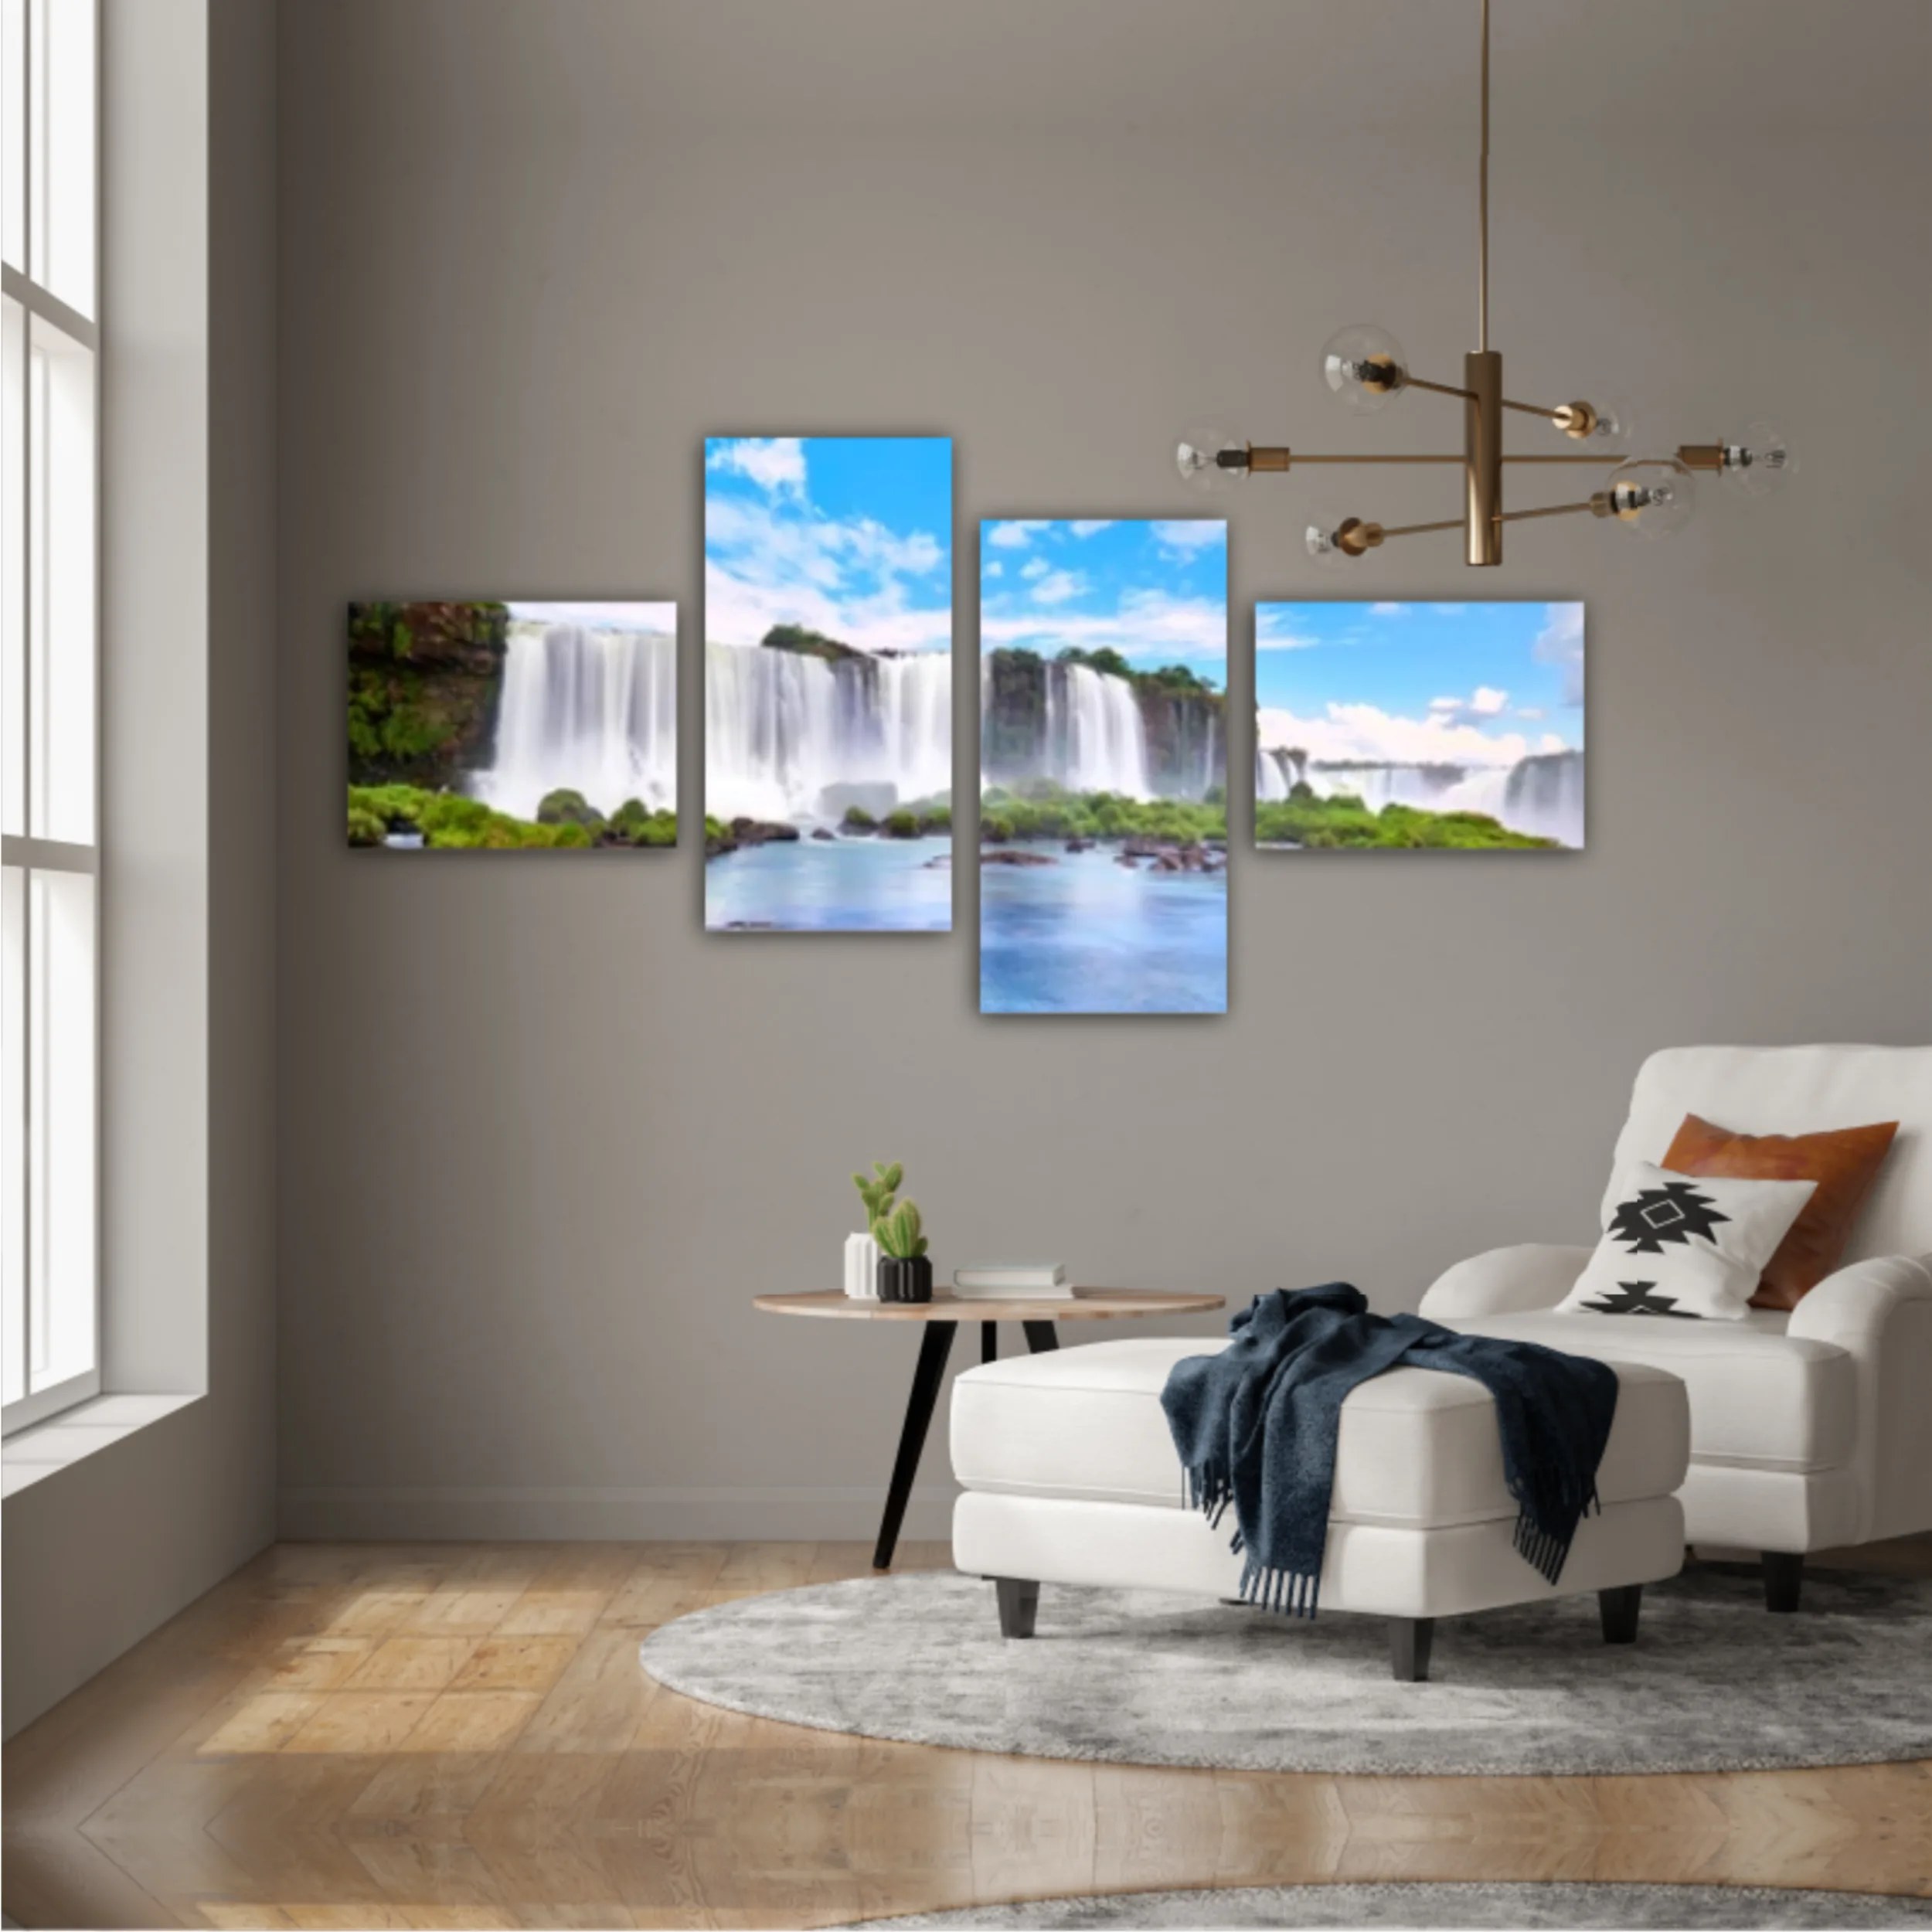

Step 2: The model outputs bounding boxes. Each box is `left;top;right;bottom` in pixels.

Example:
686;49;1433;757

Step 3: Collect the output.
1787;1253;1932;1543
1418;1243;1592;1322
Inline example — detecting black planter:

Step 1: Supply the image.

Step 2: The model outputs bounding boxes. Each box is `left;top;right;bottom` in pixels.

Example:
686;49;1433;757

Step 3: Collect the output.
877;1256;934;1304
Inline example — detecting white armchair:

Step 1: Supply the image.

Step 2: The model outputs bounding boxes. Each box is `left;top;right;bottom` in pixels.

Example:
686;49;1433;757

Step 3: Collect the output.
1417;1046;1932;1612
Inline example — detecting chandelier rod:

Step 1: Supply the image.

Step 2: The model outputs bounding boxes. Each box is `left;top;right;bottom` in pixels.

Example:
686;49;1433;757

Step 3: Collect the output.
1478;0;1491;352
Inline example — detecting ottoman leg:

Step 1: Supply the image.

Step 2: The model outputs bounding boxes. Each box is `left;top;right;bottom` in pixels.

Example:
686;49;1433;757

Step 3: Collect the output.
1598;1583;1643;1644
1763;1552;1804;1613
994;1577;1039;1639
1389;1616;1434;1682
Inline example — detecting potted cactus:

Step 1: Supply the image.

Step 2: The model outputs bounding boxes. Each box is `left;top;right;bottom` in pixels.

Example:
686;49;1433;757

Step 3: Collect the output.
853;1160;932;1303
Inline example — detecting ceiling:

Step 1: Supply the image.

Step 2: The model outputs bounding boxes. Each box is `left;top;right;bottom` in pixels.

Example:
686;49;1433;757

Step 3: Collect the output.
371;0;1930;138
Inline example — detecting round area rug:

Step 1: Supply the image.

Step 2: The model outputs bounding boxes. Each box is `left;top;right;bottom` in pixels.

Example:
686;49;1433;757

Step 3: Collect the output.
862;1882;1932;1929
636;1565;1932;1776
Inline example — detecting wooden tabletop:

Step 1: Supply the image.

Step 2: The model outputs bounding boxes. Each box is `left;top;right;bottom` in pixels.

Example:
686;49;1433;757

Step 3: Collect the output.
753;1288;1225;1322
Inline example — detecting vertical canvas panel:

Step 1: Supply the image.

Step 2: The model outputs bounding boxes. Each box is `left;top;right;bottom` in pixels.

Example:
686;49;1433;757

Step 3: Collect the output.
978;519;1229;1015
347;600;678;849
1253;601;1585;851
703;436;954;932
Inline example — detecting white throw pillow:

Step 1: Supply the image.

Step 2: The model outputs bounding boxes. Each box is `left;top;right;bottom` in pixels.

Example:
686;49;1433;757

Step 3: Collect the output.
1556;1161;1818;1322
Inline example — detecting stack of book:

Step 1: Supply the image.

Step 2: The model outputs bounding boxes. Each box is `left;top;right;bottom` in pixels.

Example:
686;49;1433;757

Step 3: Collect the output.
951;1263;1072;1301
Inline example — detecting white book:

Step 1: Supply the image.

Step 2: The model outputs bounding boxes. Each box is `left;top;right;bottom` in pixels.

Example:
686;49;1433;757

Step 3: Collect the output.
953;1263;1069;1294
951;1278;1076;1301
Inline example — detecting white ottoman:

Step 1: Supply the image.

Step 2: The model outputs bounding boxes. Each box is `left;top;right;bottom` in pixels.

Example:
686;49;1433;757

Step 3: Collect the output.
949;1335;1690;1680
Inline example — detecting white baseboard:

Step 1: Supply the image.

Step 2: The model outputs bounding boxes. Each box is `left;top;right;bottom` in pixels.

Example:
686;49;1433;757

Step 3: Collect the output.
276;1483;960;1544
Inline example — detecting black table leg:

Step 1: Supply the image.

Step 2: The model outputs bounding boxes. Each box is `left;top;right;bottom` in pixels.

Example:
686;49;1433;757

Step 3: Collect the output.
872;1321;956;1572
981;1321;998;1364
1022;1321;1060;1353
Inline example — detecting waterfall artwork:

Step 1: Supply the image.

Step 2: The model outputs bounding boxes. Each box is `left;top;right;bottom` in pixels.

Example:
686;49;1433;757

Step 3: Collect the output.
346;600;679;849
703;436;954;931
979;519;1230;1015
1254;600;1586;852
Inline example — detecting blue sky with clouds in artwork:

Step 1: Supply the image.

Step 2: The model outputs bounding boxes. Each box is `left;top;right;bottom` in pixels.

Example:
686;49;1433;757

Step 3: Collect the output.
979;519;1227;686
1254;600;1583;767
705;437;952;654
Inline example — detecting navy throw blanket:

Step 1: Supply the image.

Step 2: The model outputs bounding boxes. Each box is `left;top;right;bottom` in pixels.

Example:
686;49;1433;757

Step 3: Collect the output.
1161;1284;1619;1617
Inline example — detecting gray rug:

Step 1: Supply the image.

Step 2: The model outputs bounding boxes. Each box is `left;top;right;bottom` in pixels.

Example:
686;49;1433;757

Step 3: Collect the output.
637;1565;1932;1776
865;1881;1932;1928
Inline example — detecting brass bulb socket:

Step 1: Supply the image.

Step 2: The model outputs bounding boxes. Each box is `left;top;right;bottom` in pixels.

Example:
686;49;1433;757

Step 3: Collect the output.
1249;445;1293;473
1675;444;1725;473
1335;517;1384;557
1360;353;1406;393
1556;400;1600;440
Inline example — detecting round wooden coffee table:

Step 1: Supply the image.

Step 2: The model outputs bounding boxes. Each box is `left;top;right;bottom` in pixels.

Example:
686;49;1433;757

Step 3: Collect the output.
753;1288;1225;1570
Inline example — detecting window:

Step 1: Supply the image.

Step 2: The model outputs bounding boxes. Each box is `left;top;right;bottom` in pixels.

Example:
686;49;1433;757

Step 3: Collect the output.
4;0;99;1434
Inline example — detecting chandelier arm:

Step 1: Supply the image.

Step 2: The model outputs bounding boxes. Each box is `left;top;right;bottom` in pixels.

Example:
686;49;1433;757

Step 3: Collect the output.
1375;517;1468;540
1494;499;1598;524
1400;373;1479;404
1498;396;1570;422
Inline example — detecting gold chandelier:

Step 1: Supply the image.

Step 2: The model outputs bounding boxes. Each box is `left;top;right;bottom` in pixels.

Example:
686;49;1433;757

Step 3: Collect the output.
1175;0;1791;566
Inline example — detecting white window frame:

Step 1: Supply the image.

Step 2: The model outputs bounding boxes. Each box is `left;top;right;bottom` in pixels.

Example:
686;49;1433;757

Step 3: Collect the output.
4;0;102;1436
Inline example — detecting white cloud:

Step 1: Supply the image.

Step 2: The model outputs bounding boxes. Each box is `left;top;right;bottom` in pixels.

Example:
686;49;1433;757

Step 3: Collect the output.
984;588;1226;663
1468;685;1509;716
1516;705;1545;721
1430;604;1468;615
1370;602;1410;617
1151;520;1226;556
1539;732;1567;753
706;437;807;497
987;519;1050;549
1256;700;1547;768
1028;570;1087;606
984;560;1003;579
1019;556;1051;580
706;491;951;655
1257;607;1326;651
1534;601;1586;707
1427;696;1461;714
1069;520;1115;538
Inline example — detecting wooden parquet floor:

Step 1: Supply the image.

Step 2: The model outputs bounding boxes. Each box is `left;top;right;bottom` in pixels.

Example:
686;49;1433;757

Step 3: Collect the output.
4;1539;1929;1928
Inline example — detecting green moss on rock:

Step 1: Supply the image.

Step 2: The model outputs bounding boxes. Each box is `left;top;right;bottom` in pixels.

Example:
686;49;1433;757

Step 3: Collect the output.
347;600;512;790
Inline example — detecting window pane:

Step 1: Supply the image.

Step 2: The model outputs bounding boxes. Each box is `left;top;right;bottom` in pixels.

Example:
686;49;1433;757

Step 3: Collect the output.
2;294;22;837
31;0;94;319
2;0;22;273
27;866;92;1392
28;312;92;842
2;866;23;1408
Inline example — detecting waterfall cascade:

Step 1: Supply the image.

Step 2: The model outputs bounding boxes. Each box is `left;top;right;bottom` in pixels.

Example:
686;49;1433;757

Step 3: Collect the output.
1058;662;1152;796
1256;740;1585;848
473;620;676;821
984;655;1223;801
706;641;951;823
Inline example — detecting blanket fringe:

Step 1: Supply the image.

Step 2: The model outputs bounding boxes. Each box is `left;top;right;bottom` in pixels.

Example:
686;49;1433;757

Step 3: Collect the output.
1239;1553;1321;1620
1511;1485;1604;1586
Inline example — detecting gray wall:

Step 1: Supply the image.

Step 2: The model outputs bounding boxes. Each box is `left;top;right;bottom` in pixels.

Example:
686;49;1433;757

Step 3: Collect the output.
4;0;277;1736
275;3;1932;1540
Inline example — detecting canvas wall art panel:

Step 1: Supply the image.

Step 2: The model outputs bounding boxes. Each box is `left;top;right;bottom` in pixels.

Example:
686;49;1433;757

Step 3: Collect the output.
347;600;678;849
703;436;953;931
1254;600;1585;850
978;519;1229;1015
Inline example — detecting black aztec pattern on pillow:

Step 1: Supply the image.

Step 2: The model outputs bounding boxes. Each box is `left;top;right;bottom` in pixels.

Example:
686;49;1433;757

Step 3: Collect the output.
1556;1161;1818;1322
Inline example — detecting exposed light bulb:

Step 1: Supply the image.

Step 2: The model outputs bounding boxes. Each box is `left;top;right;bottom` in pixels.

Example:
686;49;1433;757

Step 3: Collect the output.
1318;324;1409;415
1557;395;1636;444
1719;420;1794;497
1175;420;1250;493
1602;458;1697;538
1305;515;1377;563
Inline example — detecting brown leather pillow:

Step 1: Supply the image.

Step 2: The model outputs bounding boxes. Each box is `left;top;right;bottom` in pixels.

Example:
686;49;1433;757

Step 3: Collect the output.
1661;1113;1900;1310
